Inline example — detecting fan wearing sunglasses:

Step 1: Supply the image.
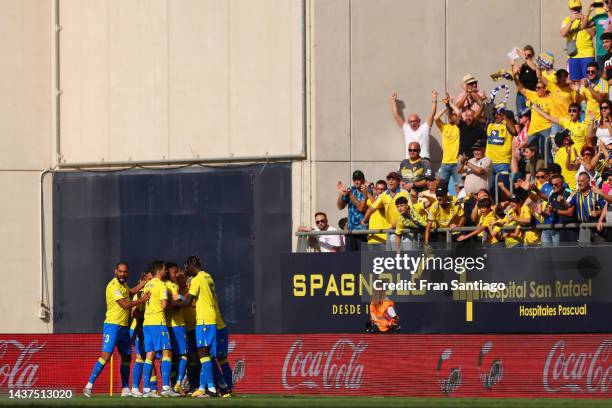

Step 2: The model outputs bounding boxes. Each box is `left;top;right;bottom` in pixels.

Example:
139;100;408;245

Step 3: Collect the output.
532;102;589;154
579;61;609;125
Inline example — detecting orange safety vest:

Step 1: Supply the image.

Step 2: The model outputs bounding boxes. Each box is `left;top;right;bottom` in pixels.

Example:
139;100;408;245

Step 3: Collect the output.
370;299;398;332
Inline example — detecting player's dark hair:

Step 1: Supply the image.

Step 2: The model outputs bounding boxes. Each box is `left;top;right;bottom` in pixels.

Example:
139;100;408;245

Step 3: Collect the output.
149;260;165;275
587;61;598;70
165;262;178;270
376;180;387;188
395;196;408;205
115;261;129;270
184;255;201;270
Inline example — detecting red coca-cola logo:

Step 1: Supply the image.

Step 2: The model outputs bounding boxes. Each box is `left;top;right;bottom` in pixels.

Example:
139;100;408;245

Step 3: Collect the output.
281;339;367;390
0;340;45;389
543;340;612;393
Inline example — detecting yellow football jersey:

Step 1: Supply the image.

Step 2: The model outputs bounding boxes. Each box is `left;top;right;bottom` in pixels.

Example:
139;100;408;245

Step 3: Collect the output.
105;277;130;326
165;281;185;327
188;271;218;325
143;277;168;326
130;293;145;330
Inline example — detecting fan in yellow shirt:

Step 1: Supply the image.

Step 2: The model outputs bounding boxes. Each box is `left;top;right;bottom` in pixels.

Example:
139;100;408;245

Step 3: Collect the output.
496;194;537;247
84;262;149;398
362;172;408;229
486;109;517;165
365;181;390;245
424;185;466;244
456;198;498;243
553;130;579;191
531;102;588;154
540;69;578;121
515;78;552;136
579;62;609;125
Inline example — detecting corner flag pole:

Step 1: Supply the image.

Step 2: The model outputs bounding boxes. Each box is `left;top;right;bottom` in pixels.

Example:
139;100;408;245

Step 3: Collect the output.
109;354;114;396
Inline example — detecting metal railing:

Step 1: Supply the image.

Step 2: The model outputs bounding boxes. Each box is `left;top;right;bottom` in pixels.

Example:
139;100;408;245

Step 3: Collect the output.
494;171;513;205
295;222;611;252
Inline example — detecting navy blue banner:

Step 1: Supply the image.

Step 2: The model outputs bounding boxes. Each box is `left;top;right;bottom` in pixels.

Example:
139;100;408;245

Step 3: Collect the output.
281;248;612;334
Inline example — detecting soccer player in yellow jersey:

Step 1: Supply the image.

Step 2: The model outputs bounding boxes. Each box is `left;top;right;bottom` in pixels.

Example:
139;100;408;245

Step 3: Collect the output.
164;263;189;395
130;271;155;397
182;270;200;392
212;279;234;397
83;262;149;398
141;260;180;398
178;255;219;398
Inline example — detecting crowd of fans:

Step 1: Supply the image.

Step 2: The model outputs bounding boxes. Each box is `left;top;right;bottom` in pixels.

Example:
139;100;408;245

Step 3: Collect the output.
299;0;612;251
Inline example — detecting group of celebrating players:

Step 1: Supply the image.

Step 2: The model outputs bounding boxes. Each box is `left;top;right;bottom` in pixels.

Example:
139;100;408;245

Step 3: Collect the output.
83;256;233;398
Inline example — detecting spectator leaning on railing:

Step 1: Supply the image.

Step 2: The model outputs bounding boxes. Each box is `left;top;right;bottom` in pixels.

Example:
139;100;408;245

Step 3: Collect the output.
541;174;573;246
457;198;499;244
424;185;466;244
336;170;367;251
297;212;343;252
565;172;608;242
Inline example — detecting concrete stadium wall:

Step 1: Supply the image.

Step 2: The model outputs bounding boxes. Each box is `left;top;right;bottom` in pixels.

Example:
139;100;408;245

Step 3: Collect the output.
59;0;304;164
0;0;580;332
0;0;53;333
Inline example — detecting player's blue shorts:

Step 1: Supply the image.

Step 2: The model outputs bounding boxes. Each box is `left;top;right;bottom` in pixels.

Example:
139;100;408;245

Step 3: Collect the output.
143;325;171;353
216;327;229;360
187;329;197;354
169;325;188;355
195;324;217;356
130;328;145;357
101;323;131;355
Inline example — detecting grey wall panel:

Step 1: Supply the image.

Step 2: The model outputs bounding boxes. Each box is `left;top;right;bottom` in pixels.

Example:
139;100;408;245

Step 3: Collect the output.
446;0;541;116
313;0;351;162
0;0;52;169
350;0;446;162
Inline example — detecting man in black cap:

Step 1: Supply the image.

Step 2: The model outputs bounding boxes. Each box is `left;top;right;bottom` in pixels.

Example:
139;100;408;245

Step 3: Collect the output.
337;170;367;251
459;139;492;196
424;185;466;244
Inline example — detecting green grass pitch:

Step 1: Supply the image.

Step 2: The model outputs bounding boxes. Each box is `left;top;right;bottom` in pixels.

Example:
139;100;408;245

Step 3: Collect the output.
1;395;612;408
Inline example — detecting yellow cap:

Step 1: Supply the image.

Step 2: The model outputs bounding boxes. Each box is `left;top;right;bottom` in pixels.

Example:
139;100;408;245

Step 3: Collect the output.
568;0;581;8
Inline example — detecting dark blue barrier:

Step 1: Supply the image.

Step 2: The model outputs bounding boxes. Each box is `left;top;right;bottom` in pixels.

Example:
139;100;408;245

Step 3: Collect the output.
281;248;612;334
53;163;291;334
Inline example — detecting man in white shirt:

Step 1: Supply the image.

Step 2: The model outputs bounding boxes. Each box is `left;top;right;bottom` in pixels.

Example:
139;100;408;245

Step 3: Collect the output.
391;91;436;161
297;212;343;252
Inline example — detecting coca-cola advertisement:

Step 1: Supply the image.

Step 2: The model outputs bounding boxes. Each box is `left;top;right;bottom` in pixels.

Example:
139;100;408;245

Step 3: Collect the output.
0;334;609;398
